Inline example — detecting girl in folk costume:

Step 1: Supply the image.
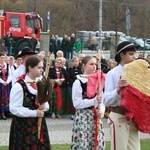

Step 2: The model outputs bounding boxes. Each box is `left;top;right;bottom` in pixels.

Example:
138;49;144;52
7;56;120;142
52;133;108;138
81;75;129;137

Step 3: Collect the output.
9;55;51;150
66;56;82;117
0;53;12;120
48;58;66;118
71;56;105;150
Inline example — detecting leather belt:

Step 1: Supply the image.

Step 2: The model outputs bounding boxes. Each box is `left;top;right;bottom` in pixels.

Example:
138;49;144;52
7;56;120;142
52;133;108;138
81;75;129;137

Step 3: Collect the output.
84;106;93;110
111;106;125;115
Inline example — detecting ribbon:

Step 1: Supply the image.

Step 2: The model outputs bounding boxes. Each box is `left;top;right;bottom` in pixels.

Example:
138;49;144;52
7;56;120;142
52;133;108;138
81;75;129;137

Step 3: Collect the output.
86;70;105;98
17;73;26;81
30;83;37;90
93;107;98;150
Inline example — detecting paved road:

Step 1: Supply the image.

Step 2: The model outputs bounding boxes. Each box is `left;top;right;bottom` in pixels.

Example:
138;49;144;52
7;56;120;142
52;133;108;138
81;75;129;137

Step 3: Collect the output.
0;115;150;146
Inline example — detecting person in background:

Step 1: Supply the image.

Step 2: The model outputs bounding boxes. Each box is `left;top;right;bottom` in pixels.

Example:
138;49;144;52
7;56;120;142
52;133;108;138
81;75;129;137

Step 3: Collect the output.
8;56;17;88
61;57;67;70
137;51;145;59
107;59;117;72
66;36;72;60
51;50;69;68
14;57;22;69
56;50;64;58
48;58;66;119
30;33;38;51
38;51;46;72
74;38;82;57
39;51;46;70
71;56;105;150
9;56;16;76
79;53;85;63
12;47;36;86
0;53;12;120
103;41;141;150
5;56;10;65
78;53;86;68
66;56;82;119
49;34;56;55
90;35;97;51
70;33;76;59
93;50;108;73
9;55;51;150
54;35;61;59
61;34;68;59
3;30;13;56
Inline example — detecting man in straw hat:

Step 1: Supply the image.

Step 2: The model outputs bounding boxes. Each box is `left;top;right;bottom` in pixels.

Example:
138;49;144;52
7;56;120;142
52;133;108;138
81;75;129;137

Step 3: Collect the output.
103;41;141;150
12;47;36;86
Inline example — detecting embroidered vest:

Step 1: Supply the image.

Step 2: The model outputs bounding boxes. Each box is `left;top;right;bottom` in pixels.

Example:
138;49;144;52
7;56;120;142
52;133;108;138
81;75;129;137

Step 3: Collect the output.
18;80;36;110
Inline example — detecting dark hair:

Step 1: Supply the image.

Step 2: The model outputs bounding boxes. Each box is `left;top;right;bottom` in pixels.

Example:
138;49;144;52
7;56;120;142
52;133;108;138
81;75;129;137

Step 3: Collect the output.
0;53;5;57
118;49;135;63
25;55;42;73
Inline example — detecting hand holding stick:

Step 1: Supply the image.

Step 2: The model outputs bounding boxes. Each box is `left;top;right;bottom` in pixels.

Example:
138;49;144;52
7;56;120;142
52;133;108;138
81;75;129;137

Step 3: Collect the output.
97;49;102;131
37;52;52;140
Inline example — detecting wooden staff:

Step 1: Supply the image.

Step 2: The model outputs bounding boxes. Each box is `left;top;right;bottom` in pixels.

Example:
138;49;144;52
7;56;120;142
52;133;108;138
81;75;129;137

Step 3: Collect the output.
37;51;51;140
80;51;102;150
45;52;51;78
96;49;102;131
94;49;102;150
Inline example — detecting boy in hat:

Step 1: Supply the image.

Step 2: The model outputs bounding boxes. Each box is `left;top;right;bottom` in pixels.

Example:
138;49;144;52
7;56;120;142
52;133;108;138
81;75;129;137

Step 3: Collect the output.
12;47;36;86
103;41;141;150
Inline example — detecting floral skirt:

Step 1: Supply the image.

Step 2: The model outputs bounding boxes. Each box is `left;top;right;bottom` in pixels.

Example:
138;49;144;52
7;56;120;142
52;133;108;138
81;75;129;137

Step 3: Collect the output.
71;108;105;150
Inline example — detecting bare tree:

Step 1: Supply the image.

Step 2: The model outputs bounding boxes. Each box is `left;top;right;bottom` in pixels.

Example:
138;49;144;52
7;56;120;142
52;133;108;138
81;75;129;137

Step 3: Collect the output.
0;0;150;39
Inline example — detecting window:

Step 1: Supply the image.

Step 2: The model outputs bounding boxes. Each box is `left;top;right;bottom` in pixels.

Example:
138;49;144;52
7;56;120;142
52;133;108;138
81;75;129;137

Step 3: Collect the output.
10;16;20;27
26;16;38;28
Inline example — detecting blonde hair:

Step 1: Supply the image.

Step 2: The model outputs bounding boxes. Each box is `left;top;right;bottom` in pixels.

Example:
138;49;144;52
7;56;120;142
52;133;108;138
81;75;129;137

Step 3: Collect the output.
55;57;63;63
72;56;79;62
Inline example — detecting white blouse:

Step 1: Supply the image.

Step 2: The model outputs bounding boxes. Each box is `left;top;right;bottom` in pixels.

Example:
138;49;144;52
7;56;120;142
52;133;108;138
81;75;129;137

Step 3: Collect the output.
103;64;123;107
11;64;25;86
9;75;49;118
72;75;105;116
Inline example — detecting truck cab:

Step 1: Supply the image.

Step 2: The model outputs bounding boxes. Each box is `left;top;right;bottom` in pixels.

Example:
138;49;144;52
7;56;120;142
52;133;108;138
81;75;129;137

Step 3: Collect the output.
0;11;43;55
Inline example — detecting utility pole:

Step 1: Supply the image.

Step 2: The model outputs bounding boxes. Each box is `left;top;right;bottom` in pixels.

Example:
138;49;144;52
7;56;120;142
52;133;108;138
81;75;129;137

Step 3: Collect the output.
126;6;131;36
115;0;118;54
98;0;102;50
47;10;50;33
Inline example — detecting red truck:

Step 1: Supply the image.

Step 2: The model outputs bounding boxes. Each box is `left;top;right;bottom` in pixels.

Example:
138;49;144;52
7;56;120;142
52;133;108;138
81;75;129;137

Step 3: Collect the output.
0;11;43;55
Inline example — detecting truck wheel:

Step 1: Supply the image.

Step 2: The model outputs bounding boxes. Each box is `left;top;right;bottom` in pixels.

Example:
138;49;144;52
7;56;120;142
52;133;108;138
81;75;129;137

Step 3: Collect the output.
14;39;32;56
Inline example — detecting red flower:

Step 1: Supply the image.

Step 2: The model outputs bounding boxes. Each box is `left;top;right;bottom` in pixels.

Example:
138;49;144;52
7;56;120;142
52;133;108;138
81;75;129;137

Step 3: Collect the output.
35;101;40;109
79;133;82;138
31;145;38;149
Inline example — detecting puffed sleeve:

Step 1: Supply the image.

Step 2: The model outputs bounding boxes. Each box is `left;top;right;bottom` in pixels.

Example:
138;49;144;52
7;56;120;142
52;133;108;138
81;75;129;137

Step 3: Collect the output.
72;79;98;109
9;82;37;117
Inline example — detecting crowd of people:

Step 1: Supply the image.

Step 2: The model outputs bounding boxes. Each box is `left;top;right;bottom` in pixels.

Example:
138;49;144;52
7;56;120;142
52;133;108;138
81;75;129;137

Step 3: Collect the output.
1;33;150;149
49;33;82;59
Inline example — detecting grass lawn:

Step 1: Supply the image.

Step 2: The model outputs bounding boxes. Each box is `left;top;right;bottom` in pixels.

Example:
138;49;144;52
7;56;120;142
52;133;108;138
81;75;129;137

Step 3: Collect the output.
1;139;149;150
